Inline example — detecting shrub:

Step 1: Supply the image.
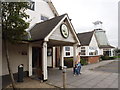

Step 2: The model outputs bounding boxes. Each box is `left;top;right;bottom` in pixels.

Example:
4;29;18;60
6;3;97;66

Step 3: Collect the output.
64;57;88;68
64;57;73;68
80;59;88;65
101;56;109;60
101;56;116;60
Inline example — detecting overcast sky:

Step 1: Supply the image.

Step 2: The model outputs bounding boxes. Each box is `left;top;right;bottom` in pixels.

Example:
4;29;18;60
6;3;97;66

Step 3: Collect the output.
51;0;119;47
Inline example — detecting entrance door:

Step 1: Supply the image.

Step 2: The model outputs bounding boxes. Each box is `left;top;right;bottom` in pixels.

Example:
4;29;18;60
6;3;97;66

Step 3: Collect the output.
32;47;42;79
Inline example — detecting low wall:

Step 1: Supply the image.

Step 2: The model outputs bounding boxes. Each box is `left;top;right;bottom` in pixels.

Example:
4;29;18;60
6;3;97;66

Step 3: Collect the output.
81;56;100;64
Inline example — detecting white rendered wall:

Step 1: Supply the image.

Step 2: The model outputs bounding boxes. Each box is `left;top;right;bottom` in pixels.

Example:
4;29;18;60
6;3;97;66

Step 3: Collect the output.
2;42;28;75
99;49;103;55
89;34;100;56
89;34;98;48
26;0;55;31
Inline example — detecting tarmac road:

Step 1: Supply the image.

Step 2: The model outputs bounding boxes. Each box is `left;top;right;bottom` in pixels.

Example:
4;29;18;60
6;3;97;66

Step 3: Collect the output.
93;60;118;73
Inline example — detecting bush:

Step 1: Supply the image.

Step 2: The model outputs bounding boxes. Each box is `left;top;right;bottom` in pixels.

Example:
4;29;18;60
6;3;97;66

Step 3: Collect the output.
80;59;88;65
64;58;73;68
64;57;88;68
101;56;109;60
101;56;116;60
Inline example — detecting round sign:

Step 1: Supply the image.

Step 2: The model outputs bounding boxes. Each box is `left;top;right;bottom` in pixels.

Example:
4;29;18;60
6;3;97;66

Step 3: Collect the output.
60;24;69;38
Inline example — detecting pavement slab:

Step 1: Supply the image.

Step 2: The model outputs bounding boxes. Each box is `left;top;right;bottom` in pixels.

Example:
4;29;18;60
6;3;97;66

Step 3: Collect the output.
47;60;118;88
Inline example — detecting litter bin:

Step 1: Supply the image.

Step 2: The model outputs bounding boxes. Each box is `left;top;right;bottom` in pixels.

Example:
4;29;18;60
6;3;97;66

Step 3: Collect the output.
18;64;24;82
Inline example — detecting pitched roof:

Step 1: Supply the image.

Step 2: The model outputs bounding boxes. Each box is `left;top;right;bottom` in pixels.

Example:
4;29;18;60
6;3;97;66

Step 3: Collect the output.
99;45;115;49
77;31;94;46
29;14;66;41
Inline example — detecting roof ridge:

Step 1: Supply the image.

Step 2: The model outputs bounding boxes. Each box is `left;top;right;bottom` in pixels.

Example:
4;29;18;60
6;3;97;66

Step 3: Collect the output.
35;14;66;25
77;30;94;35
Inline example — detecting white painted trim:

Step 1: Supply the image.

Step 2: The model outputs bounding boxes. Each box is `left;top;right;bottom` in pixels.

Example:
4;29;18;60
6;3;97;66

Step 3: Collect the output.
52;47;56;68
66;16;80;45
42;42;48;80
45;14;80;45
28;44;32;76
44;15;67;41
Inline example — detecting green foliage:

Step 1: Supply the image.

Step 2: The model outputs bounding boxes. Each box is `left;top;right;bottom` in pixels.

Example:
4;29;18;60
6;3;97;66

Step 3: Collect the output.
2;2;30;43
101;56;116;60
113;56;120;58
64;57;73;68
80;58;88;65
64;57;88;68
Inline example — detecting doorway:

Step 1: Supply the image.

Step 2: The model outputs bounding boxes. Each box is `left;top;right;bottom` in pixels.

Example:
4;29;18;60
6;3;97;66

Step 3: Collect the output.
32;47;43;79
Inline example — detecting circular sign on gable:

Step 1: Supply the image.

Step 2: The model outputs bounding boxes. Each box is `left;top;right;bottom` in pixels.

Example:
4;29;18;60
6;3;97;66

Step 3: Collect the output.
60;24;69;38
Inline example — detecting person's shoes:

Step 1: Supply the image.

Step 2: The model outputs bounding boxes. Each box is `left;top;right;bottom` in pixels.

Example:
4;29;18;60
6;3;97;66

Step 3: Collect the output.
73;74;76;76
79;73;82;74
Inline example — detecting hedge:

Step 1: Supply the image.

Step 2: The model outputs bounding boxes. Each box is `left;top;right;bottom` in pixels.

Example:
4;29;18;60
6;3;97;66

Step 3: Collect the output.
64;57;88;68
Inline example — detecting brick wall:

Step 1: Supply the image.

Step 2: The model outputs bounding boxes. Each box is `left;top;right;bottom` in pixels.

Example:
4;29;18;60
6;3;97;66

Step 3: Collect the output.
81;56;100;64
88;56;100;64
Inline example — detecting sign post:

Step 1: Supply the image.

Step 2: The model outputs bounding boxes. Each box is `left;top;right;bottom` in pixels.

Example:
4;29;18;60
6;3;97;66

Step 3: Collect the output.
63;66;67;88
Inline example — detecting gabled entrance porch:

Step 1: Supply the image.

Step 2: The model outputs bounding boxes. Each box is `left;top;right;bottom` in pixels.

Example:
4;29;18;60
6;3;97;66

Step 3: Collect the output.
27;14;80;81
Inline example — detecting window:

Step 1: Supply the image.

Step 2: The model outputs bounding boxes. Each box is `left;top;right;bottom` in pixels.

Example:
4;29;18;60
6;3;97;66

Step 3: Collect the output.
81;50;86;55
89;52;94;55
65;47;70;56
66;52;70;56
80;47;86;55
65;47;70;51
81;47;85;49
28;0;35;11
41;15;49;21
89;47;98;55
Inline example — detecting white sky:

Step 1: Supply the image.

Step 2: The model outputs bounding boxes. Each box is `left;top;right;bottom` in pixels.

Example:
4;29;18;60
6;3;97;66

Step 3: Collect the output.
51;0;119;47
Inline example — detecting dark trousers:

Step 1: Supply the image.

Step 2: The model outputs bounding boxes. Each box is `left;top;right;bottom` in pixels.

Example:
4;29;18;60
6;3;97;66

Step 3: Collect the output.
73;67;79;75
78;66;81;74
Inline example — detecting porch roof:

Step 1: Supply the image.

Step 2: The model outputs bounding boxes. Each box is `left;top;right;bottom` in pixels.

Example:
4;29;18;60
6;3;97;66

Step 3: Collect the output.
28;14;66;42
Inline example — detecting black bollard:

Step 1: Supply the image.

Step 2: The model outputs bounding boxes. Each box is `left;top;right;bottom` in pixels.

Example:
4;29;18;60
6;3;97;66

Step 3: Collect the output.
18;64;24;82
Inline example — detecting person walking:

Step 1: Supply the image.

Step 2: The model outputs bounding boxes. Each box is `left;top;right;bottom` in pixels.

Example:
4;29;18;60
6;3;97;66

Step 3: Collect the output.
73;61;79;76
77;52;82;75
73;52;82;76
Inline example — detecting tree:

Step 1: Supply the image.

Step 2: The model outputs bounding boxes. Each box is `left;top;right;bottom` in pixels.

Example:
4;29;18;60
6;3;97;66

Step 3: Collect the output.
2;2;29;89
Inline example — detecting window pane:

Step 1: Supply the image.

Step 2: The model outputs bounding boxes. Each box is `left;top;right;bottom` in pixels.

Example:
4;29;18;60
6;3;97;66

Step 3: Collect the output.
66;52;70;56
41;15;49;21
81;50;86;55
65;47;70;51
81;47;85;49
28;0;35;11
89;52;94;55
81;50;85;52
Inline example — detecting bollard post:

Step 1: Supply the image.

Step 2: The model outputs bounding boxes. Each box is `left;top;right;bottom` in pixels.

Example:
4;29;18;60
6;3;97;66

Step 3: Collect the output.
18;64;24;82
63;66;67;88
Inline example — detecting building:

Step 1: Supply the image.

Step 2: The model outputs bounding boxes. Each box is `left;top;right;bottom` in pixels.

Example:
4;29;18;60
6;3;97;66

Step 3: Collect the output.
2;0;80;88
64;31;100;64
64;21;115;63
93;21;115;57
